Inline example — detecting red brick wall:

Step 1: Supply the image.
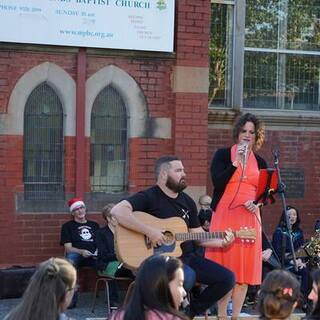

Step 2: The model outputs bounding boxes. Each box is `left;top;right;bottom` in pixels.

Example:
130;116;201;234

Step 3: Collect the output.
208;127;320;240
174;0;210;183
175;0;211;67
0;1;212;267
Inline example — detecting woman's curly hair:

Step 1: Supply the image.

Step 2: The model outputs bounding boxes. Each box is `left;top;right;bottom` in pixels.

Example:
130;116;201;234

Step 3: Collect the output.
232;113;265;150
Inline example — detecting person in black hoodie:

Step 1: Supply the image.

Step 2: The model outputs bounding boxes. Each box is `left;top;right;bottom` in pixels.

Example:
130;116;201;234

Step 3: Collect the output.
96;203;134;306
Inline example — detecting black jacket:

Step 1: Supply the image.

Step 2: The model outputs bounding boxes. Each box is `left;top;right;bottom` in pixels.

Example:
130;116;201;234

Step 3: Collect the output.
210;147;267;211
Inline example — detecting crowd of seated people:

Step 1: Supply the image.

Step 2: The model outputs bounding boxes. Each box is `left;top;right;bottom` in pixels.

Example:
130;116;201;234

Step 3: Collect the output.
55;191;320;318
4;188;320;319
4;194;320;319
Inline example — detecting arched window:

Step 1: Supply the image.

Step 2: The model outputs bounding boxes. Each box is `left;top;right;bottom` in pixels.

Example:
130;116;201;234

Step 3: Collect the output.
90;86;128;192
23;83;64;200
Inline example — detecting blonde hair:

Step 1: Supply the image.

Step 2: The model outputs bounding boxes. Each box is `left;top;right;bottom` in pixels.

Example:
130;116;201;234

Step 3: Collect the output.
5;257;76;320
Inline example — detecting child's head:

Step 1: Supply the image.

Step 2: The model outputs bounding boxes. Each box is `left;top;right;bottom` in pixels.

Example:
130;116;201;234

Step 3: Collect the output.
258;270;300;320
134;255;186;310
101;203;116;227
5;257;76;320
113;255;187;320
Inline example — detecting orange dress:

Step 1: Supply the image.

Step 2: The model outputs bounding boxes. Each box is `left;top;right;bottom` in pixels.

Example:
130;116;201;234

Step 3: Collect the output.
205;145;262;285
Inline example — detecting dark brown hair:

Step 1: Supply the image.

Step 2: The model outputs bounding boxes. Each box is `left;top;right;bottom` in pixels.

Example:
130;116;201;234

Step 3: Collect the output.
112;255;187;320
232;113;265;150
258;269;300;320
155;155;181;179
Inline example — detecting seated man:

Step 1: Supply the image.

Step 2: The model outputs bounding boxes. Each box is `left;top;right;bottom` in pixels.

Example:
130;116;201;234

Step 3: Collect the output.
198;194;212;232
96;203;134;307
60;197;99;308
111;155;235;319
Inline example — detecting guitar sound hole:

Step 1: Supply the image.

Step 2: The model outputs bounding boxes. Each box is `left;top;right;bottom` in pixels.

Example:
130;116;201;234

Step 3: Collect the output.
163;231;174;245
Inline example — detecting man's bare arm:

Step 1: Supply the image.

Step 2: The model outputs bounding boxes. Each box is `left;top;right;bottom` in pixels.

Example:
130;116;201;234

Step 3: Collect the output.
64;243;93;258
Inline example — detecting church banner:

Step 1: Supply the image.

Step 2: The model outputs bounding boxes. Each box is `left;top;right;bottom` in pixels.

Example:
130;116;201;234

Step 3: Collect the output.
0;0;175;52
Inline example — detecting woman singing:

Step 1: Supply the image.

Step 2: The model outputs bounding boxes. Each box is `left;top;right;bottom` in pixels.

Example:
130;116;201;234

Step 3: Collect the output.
205;113;267;318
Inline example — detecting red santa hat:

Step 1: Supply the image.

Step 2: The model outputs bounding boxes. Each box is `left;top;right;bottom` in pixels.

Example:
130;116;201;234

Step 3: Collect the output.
68;197;85;212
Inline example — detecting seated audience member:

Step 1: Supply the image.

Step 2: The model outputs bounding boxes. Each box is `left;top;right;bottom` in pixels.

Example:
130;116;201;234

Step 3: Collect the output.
4;257;77;320
272;205;311;307
60;197;99;308
110;255;188;320
60;197;99;268
305;269;320;319
198;195;212;232
258;269;300;320
96;203;134;306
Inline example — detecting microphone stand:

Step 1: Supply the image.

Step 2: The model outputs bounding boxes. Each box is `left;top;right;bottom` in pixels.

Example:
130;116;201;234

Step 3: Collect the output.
273;149;298;272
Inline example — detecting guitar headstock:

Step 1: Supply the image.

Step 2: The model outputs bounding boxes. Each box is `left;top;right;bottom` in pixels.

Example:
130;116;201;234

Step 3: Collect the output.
236;227;256;241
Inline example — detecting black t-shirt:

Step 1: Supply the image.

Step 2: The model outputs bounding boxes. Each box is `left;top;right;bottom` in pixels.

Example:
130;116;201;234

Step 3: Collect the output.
127;185;201;256
60;220;99;254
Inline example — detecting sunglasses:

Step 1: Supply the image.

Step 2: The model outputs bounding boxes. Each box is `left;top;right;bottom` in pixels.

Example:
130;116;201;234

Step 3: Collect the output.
72;205;86;212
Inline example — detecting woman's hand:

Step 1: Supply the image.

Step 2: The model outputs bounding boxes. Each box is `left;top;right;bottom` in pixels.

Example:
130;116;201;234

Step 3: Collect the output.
244;200;259;213
262;248;273;262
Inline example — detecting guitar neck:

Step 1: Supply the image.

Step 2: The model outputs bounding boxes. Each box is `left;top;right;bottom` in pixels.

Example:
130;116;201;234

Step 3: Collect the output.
175;231;228;241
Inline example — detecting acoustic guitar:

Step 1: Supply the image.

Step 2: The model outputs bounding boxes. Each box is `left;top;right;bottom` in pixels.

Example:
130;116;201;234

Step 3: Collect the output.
115;211;257;269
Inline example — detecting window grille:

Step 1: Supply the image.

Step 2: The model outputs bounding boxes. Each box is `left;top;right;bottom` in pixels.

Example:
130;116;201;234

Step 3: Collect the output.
209;2;234;108
209;0;320;111
244;0;320;110
90;86;128;192
23;83;64;200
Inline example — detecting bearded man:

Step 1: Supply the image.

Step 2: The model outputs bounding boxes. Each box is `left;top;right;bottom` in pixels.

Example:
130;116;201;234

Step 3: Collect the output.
111;155;235;319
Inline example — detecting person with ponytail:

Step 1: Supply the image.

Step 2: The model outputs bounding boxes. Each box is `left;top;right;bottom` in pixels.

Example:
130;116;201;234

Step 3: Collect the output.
4;257;77;320
258;269;300;320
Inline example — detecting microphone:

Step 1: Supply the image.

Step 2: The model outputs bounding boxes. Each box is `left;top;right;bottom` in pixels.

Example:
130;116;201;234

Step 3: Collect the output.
243;142;249;167
272;149;280;164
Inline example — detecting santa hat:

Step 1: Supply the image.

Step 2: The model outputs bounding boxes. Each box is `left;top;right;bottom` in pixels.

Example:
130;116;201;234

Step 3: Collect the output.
68;197;85;212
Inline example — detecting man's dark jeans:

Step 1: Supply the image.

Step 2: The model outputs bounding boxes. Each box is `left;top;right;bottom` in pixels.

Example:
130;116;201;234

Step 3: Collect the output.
182;253;235;315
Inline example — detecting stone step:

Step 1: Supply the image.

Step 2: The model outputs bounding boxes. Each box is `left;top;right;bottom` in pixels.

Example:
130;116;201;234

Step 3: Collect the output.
85;313;306;320
193;314;305;320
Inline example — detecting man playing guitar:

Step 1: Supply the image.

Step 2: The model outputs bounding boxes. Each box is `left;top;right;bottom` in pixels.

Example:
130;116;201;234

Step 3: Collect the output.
111;155;236;319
